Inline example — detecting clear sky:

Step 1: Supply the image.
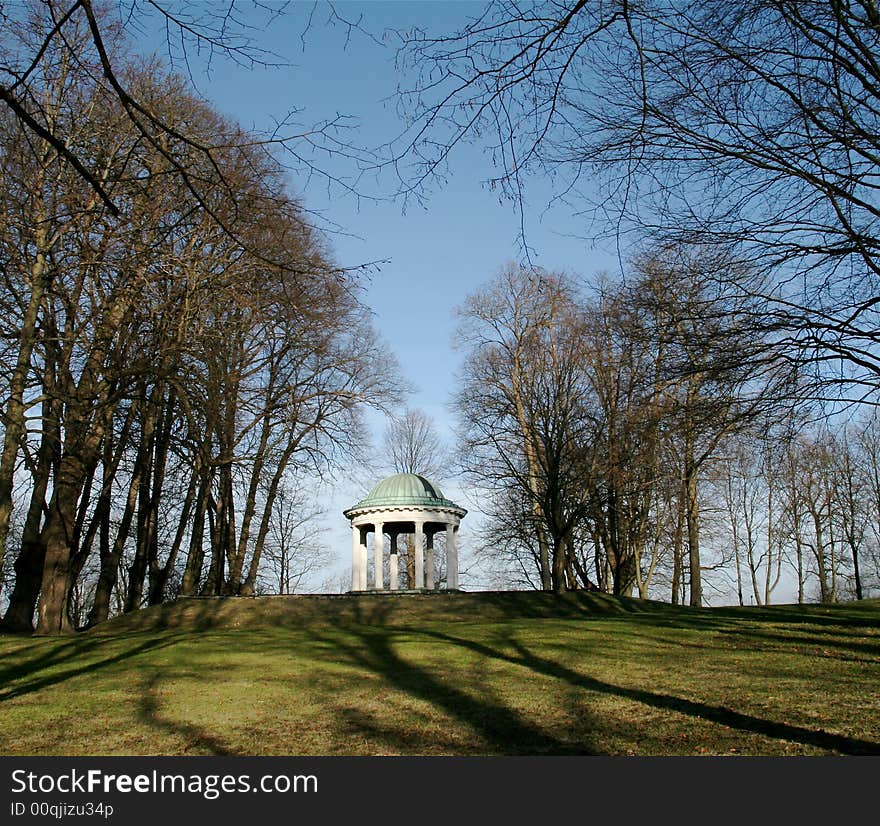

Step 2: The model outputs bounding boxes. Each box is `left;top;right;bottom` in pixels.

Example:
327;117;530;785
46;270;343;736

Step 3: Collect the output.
137;1;620;420
127;1;803;603
128;1;627;590
180;5;618;396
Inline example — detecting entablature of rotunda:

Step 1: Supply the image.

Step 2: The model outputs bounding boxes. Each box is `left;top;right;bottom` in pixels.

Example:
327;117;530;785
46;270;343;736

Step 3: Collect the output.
346;505;465;530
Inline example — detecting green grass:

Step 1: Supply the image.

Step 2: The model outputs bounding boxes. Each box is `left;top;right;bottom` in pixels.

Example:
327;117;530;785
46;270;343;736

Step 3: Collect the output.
1;592;878;756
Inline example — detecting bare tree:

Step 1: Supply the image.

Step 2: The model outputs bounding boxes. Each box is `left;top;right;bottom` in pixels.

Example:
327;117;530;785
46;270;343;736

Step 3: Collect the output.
0;1;373;239
855;413;880;598
0;11;398;633
454;246;790;604
381;407;447;589
837;426;870;602
628;245;790;605
395;1;880;404
717;434;787;606
455;264;588;592
258;481;329;595
771;424;877;604
383;408;446;479
797;435;841;603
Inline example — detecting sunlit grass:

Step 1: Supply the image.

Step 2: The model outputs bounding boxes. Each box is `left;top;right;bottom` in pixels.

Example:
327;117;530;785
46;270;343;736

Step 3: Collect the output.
0;593;877;755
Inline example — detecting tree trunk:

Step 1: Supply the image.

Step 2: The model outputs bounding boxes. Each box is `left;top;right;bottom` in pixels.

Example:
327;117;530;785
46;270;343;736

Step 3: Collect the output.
87;445;142;626
852;542;863;601
143;390;173;603
730;482;744;606
149;465;197;605
241;442;300;597
180;468;211;596
795;536;805;604
671;479;685;605
685;463;702;607
227;396;273;594
202;487;227;596
1;383;58;631
511;349;552;591
551;532;567;593
35;461;84;635
125;389;158;612
0;223;51;585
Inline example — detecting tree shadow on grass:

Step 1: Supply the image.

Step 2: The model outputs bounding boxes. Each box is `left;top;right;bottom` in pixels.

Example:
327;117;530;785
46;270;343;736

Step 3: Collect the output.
419;629;880;755
598;622;880;664
0;635;178;703
712;626;880;662
309;622;595;755
0;635;138;686
331;705;498;756
617;603;880;664
135;670;240;756
632;602;880;633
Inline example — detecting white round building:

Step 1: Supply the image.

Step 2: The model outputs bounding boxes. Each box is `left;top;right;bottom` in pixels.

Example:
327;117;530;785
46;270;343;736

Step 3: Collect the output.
343;473;467;592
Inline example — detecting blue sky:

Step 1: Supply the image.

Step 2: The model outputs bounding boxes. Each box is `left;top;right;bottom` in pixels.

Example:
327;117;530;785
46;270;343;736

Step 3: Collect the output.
130;1;625;588
137;1;620;430
114;1;815;603
126;1;640;591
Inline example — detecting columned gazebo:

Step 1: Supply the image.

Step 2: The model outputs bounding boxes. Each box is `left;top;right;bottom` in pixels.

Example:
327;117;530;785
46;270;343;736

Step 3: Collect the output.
344;474;467;592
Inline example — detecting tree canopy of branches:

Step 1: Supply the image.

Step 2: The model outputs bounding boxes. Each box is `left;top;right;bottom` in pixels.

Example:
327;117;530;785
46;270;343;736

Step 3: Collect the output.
0;7;396;634
455;258;805;604
396;1;880;402
0;1;371;239
382;407;446;479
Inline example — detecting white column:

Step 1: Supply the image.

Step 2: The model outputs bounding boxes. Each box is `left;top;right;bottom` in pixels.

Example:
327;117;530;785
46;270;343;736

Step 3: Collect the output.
351;525;361;591
359;531;368;592
426;531;435;590
446;522;459;590
414;520;424;590
389;532;399;591
374;521;384;589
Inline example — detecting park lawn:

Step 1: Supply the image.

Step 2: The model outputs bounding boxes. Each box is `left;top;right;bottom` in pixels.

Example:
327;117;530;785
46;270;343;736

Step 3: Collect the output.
0;594;877;756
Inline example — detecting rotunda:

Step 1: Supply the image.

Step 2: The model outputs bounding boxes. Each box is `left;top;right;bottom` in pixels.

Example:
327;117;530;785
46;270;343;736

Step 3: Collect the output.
343;473;466;591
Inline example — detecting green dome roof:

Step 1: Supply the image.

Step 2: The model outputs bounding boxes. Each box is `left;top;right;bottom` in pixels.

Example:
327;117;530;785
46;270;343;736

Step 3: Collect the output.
347;473;463;511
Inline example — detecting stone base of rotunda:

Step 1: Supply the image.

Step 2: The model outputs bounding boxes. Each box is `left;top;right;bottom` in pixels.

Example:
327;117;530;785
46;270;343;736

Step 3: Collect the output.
346;588;462;595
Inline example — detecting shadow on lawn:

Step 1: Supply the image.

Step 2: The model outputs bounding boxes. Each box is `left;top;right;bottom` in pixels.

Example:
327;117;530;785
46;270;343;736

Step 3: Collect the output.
633;602;880;633
639;611;880;663
0;635;177;703
297;596;880;755
418;629;880;756
136;670;239;756
603;622;880;665
715;626;880;662
311;605;595;755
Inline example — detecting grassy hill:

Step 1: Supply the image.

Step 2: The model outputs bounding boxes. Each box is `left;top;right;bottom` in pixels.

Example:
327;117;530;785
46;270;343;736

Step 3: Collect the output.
1;591;878;756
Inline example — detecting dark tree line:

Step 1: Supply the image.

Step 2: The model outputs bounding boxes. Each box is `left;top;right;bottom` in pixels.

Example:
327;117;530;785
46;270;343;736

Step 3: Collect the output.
456;259;879;604
0;7;394;634
5;2;878;621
